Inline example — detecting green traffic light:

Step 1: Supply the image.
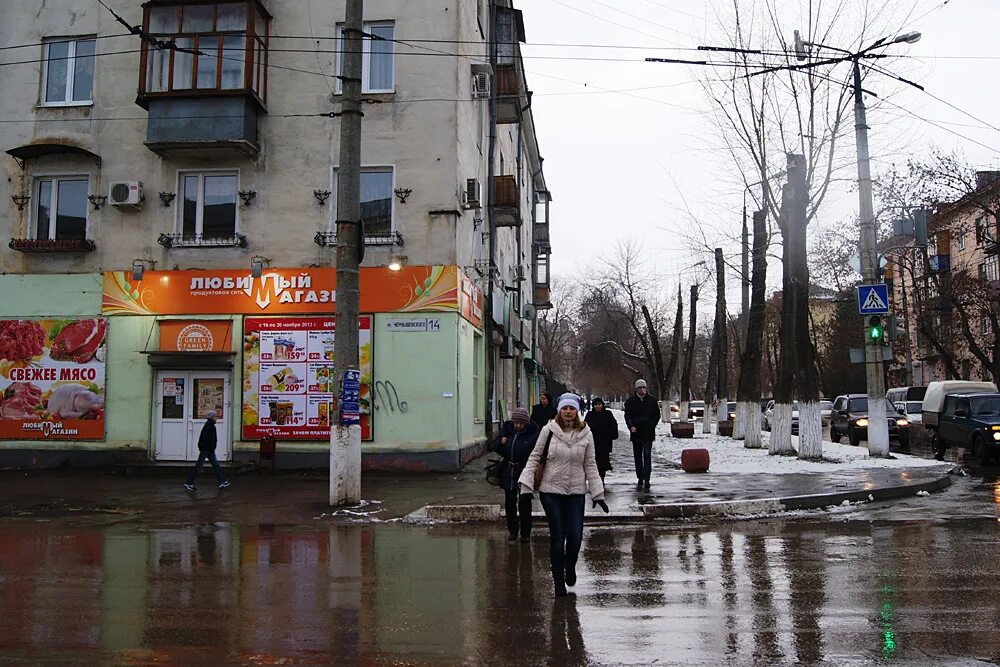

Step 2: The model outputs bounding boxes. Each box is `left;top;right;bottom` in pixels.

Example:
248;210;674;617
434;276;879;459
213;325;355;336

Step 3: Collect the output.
869;325;883;340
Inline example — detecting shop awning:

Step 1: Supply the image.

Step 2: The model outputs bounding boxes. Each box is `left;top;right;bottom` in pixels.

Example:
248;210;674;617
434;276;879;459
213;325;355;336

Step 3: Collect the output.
141;351;235;370
6;143;101;168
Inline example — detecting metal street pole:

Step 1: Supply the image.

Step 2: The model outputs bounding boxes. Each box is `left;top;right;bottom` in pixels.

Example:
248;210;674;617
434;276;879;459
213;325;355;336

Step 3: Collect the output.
852;58;890;457
330;0;364;505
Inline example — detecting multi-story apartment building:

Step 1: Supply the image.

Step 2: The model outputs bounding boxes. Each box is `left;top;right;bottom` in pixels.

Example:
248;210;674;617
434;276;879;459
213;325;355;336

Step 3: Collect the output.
0;0;552;471
887;173;999;386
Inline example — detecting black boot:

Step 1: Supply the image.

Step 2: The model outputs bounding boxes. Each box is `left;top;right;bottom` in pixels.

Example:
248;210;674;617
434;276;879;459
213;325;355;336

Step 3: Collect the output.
566;567;577;587
554;580;570;597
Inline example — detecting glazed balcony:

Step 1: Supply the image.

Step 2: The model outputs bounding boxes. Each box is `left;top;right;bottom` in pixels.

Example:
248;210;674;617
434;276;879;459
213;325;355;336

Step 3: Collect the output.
493;175;522;228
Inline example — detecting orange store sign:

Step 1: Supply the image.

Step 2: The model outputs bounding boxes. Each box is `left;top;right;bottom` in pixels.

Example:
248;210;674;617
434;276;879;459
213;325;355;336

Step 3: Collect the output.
103;266;483;326
158;321;234;352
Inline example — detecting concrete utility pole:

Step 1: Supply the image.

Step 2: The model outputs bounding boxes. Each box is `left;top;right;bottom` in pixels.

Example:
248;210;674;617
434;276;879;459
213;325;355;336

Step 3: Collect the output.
853;59;890;457
330;0;364;506
741;207;750;349
714;247;729;421
679;284;698;421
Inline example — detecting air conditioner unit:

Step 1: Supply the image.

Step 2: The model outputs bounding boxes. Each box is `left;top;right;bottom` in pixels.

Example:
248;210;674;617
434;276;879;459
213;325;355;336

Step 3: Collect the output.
465;178;482;209
514;265;526;282
109;181;143;207
472;72;490;99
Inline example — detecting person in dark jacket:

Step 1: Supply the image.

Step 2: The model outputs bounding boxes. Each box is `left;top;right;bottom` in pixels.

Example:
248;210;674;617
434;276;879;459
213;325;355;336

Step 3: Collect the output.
492;406;540;542
184;410;230;491
530;392;557;430
584;397;619;483
624;379;660;490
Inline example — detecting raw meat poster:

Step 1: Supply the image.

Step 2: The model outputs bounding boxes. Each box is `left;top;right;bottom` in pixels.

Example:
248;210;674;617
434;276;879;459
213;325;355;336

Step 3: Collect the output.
242;317;372;441
0;318;107;440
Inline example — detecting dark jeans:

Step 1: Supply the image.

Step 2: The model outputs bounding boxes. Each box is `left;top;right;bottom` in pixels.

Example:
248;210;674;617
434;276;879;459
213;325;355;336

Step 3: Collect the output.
504;489;533;538
539;493;586;585
186;450;227;485
632;440;653;481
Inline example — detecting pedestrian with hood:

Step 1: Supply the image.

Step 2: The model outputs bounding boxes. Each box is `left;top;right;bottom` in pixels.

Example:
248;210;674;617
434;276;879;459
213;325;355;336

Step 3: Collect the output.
624;379;660;491
584;397;619;484
492;406;540;543
184;410;230;490
520;393;609;597
530;392;557;429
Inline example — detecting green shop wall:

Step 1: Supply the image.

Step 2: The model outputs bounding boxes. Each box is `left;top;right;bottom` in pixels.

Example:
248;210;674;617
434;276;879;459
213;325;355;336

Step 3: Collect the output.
0;274;103;318
369;313;460;453
457;318;486;448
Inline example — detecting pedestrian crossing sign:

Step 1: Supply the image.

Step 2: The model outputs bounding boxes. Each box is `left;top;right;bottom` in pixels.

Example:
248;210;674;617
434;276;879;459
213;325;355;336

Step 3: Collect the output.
857;284;889;315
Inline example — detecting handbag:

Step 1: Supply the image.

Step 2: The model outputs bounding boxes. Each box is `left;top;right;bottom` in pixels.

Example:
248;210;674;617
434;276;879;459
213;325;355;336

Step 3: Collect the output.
532;430;555;489
485;457;503;486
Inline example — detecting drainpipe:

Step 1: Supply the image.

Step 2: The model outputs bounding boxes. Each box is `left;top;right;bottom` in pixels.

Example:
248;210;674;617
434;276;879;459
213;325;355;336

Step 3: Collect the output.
484;0;498;440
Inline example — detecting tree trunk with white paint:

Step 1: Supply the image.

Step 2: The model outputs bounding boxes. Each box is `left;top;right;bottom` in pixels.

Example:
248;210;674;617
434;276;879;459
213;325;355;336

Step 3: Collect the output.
702;402;713;434
679;400;689;424
868;399;889;457
733;401;749;439
769;403;794;455
743;403;763;448
797;401;824;459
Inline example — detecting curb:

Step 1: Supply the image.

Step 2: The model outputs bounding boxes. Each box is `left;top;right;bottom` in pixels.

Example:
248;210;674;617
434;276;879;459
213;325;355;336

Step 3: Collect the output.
402;466;957;523
641;467;955;519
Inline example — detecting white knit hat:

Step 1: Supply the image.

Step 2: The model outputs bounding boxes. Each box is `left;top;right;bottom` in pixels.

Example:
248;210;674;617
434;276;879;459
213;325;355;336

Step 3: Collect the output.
557;393;579;411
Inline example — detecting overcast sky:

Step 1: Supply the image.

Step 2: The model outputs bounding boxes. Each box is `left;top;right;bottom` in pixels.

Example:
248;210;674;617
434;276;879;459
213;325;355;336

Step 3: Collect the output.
520;0;1000;297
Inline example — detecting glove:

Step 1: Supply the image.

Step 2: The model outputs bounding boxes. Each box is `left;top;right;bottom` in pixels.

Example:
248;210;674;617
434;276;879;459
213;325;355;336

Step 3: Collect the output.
593;499;609;514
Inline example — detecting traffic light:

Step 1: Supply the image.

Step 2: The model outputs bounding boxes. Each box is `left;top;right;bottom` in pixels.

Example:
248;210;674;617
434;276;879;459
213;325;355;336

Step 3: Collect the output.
867;315;885;343
887;315;902;342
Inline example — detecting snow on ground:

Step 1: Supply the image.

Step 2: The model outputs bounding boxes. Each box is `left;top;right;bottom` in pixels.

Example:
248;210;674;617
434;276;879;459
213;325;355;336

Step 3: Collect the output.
609;409;943;474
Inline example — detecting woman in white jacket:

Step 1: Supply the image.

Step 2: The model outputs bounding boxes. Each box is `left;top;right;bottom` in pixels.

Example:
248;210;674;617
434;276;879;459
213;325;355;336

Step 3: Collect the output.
519;393;609;596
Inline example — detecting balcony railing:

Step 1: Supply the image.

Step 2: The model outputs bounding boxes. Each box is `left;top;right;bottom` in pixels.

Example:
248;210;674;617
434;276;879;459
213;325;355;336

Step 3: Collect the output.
493;175;522;227
9;238;96;253
313;231;404;247
158;233;248;249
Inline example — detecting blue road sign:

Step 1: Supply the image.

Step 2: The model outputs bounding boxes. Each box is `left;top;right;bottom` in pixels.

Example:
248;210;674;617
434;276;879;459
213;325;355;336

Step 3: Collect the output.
857;284;890;315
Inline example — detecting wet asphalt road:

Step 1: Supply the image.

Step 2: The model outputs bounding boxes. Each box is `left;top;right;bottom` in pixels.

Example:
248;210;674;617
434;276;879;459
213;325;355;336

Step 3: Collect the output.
1;471;1000;666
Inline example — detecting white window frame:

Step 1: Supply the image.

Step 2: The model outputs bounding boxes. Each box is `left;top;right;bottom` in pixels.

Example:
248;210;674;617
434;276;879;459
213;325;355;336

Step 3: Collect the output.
981;316;992;336
328;165;395;235
336;22;395;94
175;169;240;241
33;174;90;240
957;228;967;251
40;37;96;107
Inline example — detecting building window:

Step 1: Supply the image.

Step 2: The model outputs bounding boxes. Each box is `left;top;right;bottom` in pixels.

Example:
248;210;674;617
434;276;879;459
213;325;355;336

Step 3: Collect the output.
360;168;393;236
41;38;95;105
337;22;395;93
986;255;1000;283
141;1;269;102
957;228;967;251
34;177;88;240
981;316;993;336
179;172;238;239
473;331;483;420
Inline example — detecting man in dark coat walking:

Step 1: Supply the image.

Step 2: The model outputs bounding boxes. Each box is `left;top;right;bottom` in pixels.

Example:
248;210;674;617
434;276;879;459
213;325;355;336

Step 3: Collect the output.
585;397;619;483
492;406;540;542
184;410;230;491
624;379;660;490
530;392;557;430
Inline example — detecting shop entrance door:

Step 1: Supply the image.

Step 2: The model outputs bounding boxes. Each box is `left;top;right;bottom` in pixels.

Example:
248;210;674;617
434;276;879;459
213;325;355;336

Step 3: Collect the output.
155;372;231;462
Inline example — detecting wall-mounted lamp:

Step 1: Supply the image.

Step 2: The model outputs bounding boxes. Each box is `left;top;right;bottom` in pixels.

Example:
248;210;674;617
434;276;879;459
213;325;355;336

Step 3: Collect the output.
250;255;271;278
158;191;176;207
393;187;412;204
10;194;30;211
388;255;408;272
238;189;257;207
131;258;156;281
88;194;107;211
313;189;331;206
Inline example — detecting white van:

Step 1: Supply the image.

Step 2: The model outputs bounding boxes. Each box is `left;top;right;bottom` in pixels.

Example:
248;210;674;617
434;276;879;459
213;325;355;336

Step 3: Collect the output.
923;380;998;429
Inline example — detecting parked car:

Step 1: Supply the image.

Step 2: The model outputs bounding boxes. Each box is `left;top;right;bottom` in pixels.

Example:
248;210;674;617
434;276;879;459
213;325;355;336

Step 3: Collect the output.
819;399;834;426
727;401;737;421
688;400;705;420
763;400;801;434
894;400;924;424
922;380;997;459
829;394;910;447
934;392;1000;464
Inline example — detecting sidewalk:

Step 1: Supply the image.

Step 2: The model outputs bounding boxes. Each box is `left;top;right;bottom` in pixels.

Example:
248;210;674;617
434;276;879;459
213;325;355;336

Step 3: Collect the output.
0;414;956;527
